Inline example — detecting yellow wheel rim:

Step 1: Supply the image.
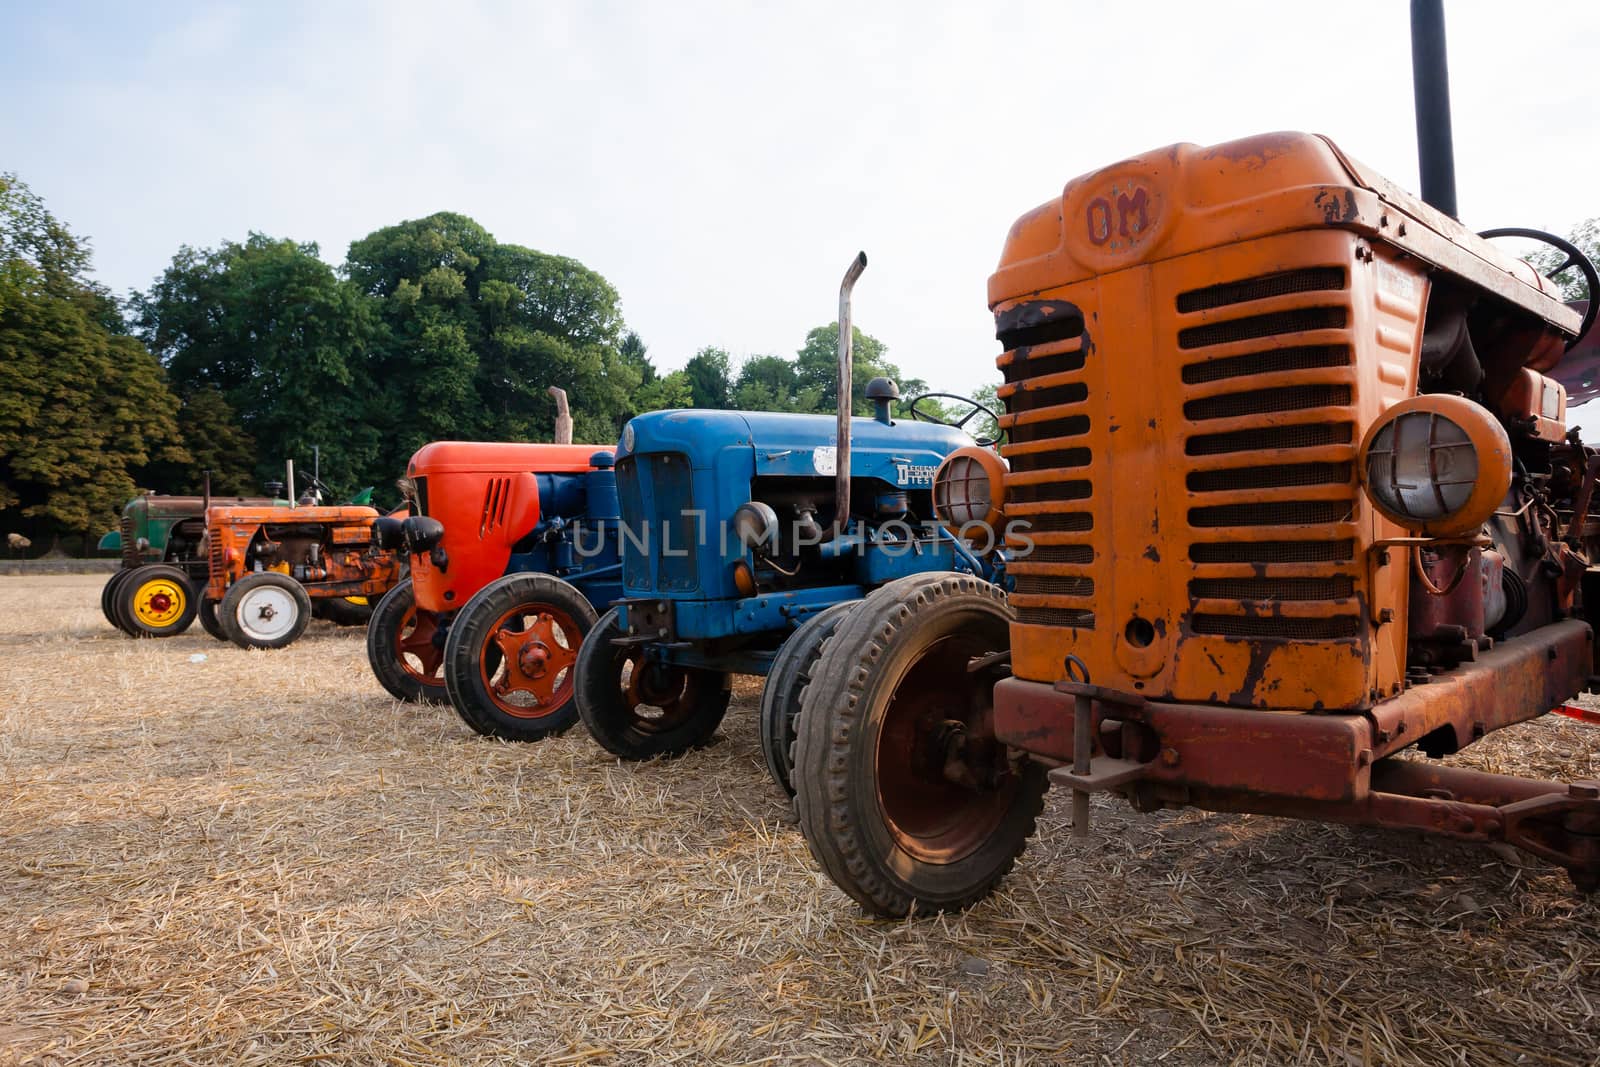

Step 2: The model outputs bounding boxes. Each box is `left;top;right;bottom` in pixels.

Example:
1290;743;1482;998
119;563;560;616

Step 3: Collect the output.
133;578;187;628
345;596;369;606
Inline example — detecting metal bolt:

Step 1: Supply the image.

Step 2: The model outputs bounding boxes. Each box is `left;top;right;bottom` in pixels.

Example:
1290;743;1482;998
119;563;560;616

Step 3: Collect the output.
1160;748;1180;767
1377;608;1394;625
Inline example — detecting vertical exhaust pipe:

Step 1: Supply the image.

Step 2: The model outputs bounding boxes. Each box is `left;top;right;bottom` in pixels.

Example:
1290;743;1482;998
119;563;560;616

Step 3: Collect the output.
1410;0;1458;218
286;459;296;509
835;251;868;533
548;386;573;444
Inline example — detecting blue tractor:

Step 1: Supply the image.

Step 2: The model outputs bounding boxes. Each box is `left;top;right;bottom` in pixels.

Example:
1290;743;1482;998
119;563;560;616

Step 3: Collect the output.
572;254;1004;794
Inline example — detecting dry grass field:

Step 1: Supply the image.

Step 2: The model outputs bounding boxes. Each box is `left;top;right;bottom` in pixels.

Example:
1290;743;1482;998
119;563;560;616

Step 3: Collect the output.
1;574;1598;1065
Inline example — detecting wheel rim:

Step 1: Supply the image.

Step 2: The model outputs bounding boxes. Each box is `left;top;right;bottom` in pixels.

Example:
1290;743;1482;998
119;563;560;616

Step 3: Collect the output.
872;632;1015;865
395;605;443;685
479;605;581;720
132;576;187;629
345;596;369;606
619;655;701;734
234;585;298;642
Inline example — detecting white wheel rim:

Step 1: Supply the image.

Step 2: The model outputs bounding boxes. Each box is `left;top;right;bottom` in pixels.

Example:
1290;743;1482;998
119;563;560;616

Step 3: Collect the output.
235;586;298;641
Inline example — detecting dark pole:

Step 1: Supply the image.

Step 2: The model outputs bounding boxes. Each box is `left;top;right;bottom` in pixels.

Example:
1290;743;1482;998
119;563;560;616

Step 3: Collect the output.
1410;0;1458;218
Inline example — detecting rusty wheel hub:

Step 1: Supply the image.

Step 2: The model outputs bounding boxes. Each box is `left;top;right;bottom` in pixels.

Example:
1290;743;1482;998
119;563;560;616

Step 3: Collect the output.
481;608;579;719
396;606;443;682
874;634;1015;864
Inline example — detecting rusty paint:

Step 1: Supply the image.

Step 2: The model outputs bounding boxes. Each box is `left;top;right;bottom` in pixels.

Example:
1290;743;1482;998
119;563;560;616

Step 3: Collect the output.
206;505;404;604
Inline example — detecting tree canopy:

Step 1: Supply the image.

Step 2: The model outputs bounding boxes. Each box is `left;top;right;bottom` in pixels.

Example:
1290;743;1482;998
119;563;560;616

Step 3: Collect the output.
0;173;187;541
0;175;992;547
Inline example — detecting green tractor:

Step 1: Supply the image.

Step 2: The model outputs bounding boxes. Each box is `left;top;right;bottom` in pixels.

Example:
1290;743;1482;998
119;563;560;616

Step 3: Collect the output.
98;462;376;638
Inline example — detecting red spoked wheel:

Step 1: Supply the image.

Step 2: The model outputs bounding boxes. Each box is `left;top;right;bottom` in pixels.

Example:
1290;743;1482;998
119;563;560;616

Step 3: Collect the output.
443;573;599;741
366;578;447;703
574;607;732;760
481;605;582;717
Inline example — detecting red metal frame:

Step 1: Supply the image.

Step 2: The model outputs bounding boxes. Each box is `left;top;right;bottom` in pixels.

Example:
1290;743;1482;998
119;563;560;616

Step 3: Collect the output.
993;619;1600;890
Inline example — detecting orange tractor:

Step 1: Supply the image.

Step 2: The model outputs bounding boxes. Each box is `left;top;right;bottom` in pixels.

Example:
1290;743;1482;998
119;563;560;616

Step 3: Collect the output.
203;463;405;649
791;2;1600;914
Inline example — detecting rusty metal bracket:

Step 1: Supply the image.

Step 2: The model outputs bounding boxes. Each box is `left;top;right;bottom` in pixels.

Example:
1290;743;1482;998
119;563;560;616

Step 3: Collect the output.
1048;758;1148;794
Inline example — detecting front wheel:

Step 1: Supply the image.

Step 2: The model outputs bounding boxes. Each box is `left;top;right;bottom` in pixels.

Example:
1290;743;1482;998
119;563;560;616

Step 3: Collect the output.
197;598;227;641
219;572;312;650
367;578;447;703
759;601;858;798
575;607;731;760
442;573;598;741
118;565;199;638
793;573;1047;917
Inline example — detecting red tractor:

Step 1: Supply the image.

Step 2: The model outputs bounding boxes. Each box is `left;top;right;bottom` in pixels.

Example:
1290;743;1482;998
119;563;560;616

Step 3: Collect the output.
366;393;625;740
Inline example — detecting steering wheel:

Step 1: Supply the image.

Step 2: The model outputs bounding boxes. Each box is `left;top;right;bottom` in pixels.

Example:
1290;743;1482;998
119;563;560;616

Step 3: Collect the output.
1480;227;1598;351
908;392;1003;448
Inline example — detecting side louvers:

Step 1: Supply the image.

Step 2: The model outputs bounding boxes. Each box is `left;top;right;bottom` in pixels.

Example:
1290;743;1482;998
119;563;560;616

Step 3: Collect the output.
480;477;512;537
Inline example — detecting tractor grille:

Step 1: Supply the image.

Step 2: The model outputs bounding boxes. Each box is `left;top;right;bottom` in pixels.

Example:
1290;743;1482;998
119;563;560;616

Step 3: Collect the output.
997;316;1096;632
120;516;137;565
1177;266;1362;645
208;522;224;580
615;452;699;594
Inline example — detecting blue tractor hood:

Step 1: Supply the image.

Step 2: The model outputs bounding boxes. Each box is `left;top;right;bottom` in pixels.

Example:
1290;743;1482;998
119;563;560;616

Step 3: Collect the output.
616;408;968;490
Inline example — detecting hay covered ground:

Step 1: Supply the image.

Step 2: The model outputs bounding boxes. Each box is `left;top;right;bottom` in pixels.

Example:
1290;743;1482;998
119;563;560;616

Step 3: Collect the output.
1;574;1597;1066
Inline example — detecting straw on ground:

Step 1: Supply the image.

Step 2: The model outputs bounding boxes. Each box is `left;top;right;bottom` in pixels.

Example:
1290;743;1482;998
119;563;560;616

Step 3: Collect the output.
1;575;1596;1065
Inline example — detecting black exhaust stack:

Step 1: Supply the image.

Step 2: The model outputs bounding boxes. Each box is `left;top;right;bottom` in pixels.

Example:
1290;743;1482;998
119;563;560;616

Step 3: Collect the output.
1410;0;1458;218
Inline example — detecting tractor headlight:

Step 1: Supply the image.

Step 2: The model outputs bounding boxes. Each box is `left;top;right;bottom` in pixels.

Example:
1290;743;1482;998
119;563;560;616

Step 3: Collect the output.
372;516;405;551
732;501;779;552
1358;394;1511;537
933;446;1008;536
401;516;446;554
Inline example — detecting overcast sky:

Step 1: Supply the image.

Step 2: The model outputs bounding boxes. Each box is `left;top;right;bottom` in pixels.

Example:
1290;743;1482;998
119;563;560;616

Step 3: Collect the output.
4;0;1596;401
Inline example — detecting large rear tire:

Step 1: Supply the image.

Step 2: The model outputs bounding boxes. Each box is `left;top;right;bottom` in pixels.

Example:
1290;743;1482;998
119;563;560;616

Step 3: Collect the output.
101;568;138;633
118;565;199;638
219;572;312;650
316;596;374;627
443;573;598;741
793;573;1047;917
575;607;732;760
759;601;858;798
367;578;448;703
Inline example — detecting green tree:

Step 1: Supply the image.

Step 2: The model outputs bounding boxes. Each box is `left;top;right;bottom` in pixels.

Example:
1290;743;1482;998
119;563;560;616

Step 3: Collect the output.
633;369;694;414
140;385;259;495
619;331;654;383
133;234;380;498
969;382;1003;444
794;323;930;415
345;214;487;468
1520;218;1599;304
683;346;733;409
0;173;187;543
732;353;824;412
348;214;645;457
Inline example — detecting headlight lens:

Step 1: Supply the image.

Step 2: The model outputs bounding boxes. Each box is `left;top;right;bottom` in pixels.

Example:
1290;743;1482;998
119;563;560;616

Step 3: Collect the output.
932;446;1007;535
1359;394;1510;537
732;501;779;551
